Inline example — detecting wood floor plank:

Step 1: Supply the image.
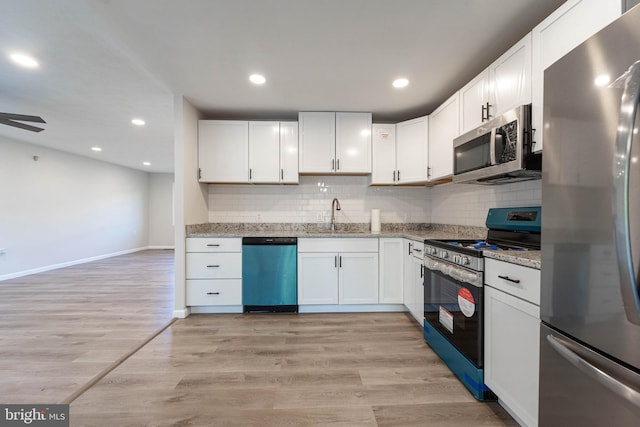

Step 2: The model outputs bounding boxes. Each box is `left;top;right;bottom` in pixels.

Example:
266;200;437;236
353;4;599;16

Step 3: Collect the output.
2;250;517;425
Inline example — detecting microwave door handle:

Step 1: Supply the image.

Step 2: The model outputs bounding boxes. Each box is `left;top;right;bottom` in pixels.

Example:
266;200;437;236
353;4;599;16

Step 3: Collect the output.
613;60;640;325
489;127;497;166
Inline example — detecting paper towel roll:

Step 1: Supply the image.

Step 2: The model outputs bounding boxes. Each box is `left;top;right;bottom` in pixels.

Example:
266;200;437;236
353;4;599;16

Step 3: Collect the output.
371;209;381;234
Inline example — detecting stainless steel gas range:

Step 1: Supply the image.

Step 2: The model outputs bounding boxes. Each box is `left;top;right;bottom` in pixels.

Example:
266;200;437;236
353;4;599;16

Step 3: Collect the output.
422;206;541;400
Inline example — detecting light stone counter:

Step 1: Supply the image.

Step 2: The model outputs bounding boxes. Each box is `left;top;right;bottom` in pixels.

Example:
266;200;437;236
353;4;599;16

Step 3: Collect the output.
186;223;487;243
482;250;541;270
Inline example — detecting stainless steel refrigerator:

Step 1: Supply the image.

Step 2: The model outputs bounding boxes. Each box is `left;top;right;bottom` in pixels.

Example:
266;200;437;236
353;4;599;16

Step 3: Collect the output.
540;5;640;425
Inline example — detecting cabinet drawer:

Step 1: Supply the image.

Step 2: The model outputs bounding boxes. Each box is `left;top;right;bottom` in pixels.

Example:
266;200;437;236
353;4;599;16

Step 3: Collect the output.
186;253;242;279
187;280;242;306
298;238;378;253
485;258;540;305
186;238;242;253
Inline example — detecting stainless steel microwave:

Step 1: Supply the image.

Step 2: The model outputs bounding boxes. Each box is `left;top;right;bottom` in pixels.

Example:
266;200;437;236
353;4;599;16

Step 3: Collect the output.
452;104;541;184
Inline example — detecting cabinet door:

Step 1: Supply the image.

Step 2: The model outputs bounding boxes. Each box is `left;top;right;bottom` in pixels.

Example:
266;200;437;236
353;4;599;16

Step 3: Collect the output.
485;285;540;427
371;124;397;184
428;93;459;181
379;238;404;304
459;69;490;134
531;0;620;151
298;252;339;304
339;252;379;304
298;112;335;173
249;121;280;183
489;33;532;116
335;112;372;173
198;120;249;183
403;240;414;312
280;121;299;183
411;255;424;325
396;116;428;183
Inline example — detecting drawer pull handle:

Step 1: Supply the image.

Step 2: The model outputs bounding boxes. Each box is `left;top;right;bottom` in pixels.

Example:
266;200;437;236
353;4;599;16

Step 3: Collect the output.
206;265;220;268
207;292;220;295
206;244;220;247
498;275;520;284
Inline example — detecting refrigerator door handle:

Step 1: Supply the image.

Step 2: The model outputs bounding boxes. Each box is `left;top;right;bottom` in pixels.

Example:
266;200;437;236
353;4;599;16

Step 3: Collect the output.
613;60;640;325
547;334;640;408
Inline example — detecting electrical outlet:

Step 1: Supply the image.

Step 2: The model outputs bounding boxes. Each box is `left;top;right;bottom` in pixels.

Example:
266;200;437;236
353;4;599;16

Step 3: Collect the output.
316;212;323;222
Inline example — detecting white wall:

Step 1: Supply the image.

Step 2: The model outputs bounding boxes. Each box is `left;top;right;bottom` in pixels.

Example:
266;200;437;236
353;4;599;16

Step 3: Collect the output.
173;95;207;317
0;137;150;279
208;176;430;224
148;173;175;247
429;180;542;227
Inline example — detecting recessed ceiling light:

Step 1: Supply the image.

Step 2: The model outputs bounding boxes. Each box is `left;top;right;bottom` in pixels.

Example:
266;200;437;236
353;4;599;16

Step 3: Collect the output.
143;161;151;166
594;74;610;87
393;78;409;88
91;147;102;152
131;118;146;126
9;52;39;69
249;74;266;85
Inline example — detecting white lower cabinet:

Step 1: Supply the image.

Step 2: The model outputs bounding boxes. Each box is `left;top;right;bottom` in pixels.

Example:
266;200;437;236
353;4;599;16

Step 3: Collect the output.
185;238;242;308
297;238;378;306
379;238;404;304
403;239;424;325
484;258;540;427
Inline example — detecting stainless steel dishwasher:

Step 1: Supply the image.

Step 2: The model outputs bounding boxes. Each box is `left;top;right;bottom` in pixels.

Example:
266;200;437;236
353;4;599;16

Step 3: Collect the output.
242;237;297;313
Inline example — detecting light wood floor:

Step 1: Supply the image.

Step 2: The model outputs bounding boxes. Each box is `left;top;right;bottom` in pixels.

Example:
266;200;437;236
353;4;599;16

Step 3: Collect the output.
1;250;517;426
0;250;175;403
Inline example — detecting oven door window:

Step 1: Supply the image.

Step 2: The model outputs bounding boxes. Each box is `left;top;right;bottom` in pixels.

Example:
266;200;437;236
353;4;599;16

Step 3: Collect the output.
454;132;491;174
424;266;483;367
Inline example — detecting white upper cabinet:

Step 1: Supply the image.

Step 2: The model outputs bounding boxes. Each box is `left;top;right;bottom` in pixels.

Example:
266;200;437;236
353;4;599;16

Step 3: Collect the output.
459;34;532;135
249;121;280;183
279;121;299;184
531;0;621;151
199;120;249;183
489;33;532;116
371;123;397;185
396;116;429;184
298;112;335;173
298;111;371;174
335;112;372;173
248;121;299;184
428;92;459;181
459;68;490;134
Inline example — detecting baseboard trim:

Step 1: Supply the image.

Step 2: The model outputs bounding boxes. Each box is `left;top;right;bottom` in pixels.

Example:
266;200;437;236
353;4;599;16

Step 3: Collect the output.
172;308;191;318
189;306;243;314
298;304;407;313
0;247;149;281
148;245;175;250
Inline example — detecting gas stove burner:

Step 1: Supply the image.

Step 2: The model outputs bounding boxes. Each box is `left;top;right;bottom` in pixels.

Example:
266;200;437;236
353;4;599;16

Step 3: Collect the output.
442;239;528;252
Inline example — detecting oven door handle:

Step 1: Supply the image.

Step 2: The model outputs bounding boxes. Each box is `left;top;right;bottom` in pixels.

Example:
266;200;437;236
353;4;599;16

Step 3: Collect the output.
424;256;483;288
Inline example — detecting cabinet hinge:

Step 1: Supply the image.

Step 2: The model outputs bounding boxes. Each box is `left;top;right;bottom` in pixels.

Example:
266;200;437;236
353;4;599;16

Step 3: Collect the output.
198;168;202;180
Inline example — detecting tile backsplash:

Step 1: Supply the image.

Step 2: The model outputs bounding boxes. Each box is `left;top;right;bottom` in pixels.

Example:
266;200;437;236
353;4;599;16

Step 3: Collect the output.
208;176;430;224
429;180;542;227
207;176;542;228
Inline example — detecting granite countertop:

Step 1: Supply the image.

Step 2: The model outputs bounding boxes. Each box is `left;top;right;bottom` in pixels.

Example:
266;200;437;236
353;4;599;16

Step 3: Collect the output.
185;222;487;242
483;250;541;270
186;222;541;269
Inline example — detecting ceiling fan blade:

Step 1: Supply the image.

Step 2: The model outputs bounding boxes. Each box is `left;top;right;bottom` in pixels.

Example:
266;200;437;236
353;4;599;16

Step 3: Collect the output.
0;112;46;132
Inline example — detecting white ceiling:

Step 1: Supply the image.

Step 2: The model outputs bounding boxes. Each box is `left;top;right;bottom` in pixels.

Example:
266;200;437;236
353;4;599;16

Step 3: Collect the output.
0;0;566;173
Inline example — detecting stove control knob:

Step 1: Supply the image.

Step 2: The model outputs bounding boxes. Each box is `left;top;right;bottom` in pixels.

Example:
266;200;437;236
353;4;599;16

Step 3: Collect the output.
460;256;470;266
452;255;460;263
441;250;449;259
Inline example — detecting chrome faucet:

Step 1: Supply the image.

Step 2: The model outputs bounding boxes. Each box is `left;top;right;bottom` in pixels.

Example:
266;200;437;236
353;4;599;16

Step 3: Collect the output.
330;198;341;231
